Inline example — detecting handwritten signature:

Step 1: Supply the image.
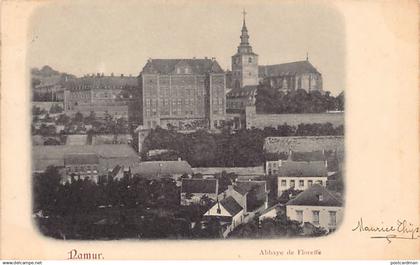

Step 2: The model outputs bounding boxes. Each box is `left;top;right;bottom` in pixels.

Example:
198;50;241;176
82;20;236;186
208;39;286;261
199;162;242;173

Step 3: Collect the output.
352;217;419;243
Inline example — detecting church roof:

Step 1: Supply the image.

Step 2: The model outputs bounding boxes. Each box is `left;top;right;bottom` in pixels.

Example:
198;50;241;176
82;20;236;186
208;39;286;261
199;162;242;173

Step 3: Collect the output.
141;58;224;75
259;60;320;77
286;184;342;207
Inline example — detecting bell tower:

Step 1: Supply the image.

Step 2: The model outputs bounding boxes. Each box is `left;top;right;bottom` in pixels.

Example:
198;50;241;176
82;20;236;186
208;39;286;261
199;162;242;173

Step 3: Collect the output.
231;10;259;89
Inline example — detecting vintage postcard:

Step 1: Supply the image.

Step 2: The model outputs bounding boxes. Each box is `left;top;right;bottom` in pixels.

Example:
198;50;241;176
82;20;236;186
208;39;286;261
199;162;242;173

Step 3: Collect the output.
0;0;419;260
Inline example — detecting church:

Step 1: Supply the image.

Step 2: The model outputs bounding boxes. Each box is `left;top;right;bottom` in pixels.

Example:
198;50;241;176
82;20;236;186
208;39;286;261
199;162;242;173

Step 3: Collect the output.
226;11;323;112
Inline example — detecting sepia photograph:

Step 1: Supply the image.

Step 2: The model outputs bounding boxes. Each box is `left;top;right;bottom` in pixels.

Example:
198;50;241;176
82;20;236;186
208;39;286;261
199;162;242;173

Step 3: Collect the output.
28;1;346;240
1;0;419;260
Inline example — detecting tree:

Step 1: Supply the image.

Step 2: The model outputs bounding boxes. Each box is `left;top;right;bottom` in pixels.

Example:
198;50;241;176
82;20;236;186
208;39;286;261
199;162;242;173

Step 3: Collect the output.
73;112;84;123
49;103;63;114
33;166;62;214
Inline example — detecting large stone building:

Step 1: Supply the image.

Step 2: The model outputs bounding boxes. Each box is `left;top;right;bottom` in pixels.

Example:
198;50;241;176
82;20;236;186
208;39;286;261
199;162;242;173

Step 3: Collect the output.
227;12;323;113
63;74;140;122
139;58;226;130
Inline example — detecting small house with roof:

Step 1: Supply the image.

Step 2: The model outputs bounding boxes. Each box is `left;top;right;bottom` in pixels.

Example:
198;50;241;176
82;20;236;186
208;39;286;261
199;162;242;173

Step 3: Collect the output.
131;160;193;184
276;160;328;197
64;153;100;183
203;196;244;237
286;184;343;233
180;178;219;206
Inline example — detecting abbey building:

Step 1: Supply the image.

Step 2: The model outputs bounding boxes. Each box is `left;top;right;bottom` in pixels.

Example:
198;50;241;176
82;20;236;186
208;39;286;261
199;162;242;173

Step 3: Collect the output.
227;11;323;112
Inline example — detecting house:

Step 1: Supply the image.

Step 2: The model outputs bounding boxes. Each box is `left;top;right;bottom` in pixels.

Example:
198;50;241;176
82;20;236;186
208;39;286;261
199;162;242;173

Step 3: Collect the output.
276;161;328;197
258;203;284;222
203;196;244;237
286;184;343;233
180;178;219;206
63;153;100;183
32;144;140;182
131;160;193;184
218;180;269;215
235;180;269;212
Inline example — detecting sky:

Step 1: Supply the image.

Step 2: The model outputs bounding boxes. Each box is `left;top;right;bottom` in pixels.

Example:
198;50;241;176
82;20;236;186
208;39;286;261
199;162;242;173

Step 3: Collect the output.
28;0;345;95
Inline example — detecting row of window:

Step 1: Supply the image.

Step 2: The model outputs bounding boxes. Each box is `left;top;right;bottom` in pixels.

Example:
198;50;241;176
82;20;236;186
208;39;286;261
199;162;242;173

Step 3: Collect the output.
280;179;323;187
295;210;337;226
66;165;98;172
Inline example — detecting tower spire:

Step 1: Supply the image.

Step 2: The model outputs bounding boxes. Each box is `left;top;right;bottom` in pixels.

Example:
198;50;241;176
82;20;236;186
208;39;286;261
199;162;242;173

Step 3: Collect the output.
239;9;250;47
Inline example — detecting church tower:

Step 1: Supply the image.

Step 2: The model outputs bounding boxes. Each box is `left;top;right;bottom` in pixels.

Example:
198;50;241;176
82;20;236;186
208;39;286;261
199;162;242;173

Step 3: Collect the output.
231;10;259;89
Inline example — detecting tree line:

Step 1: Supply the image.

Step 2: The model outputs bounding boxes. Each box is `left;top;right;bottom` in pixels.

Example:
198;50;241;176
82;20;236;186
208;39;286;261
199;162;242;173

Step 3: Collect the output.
256;87;344;114
142;124;343;167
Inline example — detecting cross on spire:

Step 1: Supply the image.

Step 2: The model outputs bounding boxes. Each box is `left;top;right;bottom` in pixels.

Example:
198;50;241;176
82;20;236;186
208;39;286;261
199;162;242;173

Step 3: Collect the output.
242;9;247;22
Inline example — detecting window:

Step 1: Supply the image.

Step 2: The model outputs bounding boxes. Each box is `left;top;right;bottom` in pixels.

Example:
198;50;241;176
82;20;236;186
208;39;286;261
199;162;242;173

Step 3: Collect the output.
281;180;287;186
308;180;313;186
316;180;323;185
296;210;303;223
248;57;252;63
290;180;295;187
299;180;304;187
329;211;337;226
312;211;320;225
216;208;221;214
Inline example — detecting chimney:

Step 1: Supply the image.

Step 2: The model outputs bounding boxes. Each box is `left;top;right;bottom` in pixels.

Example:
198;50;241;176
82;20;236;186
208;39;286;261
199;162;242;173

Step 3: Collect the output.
111;73;114;77
204;56;208;59
211;57;215;61
121;74;124;78
96;73;100;77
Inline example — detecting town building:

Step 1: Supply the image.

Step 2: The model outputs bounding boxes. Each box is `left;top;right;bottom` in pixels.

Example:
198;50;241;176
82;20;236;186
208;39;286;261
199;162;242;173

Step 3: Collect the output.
203;196;244;237
275;161;328;197
180;178;219;206
258;203;283;222
131;160;193;183
63;74;140;122
138;58;226;130
32;144;140;184
286;184;343;233
64;153;100;183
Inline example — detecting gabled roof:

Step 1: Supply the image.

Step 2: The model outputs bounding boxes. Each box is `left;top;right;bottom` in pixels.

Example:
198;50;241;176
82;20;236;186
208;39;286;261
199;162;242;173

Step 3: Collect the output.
277;161;327;177
141;58;224;75
235;180;267;196
64;153;99;165
131;160;193;177
226;85;258;98
181;178;218;194
259;202;282;217
259;60;320;78
220;196;243;216
286;184;342;207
